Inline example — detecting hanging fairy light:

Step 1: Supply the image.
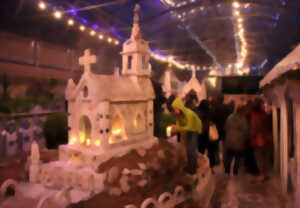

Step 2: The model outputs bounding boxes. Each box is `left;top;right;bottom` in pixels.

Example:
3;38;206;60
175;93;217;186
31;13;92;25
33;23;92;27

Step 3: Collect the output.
90;30;96;36
232;1;248;75
39;2;46;10
54;11;62;19
68;19;74;26
37;1;121;49
79;25;85;31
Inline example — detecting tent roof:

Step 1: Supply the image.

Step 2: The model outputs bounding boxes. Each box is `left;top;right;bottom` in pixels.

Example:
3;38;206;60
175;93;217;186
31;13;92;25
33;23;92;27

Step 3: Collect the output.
260;44;300;87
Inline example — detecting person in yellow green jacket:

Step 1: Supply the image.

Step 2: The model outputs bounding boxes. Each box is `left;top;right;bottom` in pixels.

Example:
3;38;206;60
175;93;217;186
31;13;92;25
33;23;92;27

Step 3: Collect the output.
170;98;202;174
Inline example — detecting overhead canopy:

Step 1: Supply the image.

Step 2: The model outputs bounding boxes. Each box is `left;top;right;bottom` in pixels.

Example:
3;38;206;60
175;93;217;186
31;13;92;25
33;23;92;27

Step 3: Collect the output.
0;0;300;75
260;44;300;88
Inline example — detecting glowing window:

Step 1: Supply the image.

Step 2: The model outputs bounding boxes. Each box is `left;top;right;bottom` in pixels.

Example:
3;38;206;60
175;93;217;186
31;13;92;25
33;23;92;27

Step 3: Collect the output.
79;116;91;146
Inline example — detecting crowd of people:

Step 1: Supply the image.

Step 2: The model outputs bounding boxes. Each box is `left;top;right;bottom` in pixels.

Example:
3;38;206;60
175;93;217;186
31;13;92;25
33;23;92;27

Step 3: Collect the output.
168;92;273;181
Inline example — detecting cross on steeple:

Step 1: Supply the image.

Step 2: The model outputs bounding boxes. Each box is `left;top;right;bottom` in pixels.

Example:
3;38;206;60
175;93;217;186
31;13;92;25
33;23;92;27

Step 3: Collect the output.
79;49;97;74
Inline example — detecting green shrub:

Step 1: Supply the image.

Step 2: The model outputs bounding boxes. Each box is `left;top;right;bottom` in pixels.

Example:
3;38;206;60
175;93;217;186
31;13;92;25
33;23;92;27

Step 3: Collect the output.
43;112;68;149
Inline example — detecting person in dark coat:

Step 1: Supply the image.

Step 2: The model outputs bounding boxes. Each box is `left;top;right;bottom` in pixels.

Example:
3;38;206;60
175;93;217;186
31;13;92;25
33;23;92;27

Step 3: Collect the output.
224;105;249;175
210;94;233;165
197;100;218;172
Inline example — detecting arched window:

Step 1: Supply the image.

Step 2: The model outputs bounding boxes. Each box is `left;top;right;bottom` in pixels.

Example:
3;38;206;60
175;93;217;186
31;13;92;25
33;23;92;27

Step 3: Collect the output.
110;115;126;144
142;56;147;69
79;116;91;146
83;86;88;98
134;114;142;130
128;56;132;70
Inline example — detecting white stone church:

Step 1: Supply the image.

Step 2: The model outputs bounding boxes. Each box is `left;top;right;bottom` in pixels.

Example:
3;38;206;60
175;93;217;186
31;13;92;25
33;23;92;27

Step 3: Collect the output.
31;5;158;191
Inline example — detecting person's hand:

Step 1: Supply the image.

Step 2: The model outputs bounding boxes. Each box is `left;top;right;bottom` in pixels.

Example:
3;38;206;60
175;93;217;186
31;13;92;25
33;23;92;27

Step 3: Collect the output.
171;124;179;132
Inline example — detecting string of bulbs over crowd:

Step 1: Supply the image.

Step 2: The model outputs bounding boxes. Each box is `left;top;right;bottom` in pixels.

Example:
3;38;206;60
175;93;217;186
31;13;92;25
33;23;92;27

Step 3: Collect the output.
37;1;193;71
162;0;252;76
38;0;251;75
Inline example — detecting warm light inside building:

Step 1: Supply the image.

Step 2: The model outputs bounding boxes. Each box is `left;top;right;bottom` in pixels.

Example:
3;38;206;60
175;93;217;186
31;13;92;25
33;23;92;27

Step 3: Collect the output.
95;140;101;147
99;34;103;39
86;138;91;146
115;40;119;45
69;136;77;145
108;38;112;43
112;128;121;135
80;136;85;144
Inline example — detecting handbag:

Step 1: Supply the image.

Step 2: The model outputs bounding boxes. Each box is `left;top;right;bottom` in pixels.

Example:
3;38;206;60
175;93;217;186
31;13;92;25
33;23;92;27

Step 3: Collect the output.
209;124;219;141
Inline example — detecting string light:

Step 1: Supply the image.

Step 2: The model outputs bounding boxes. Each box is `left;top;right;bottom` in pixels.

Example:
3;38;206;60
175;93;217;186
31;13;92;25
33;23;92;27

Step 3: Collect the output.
68;19;74;26
90;30;96;36
39;2;46;10
79;25;85;31
54;11;62;19
232;2;240;8
37;1;120;49
232;0;248;75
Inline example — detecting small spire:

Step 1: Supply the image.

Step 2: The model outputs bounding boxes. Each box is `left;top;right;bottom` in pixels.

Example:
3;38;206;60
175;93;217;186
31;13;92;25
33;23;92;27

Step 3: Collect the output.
131;4;142;40
134;4;141;24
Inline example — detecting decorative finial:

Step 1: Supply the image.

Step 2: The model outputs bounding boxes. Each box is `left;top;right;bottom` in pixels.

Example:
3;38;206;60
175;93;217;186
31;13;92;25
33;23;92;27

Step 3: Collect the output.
131;4;142;40
134;4;141;24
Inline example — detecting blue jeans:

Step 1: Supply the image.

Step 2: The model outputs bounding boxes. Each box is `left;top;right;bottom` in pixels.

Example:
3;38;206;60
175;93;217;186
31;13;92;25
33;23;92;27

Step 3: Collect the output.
186;131;198;173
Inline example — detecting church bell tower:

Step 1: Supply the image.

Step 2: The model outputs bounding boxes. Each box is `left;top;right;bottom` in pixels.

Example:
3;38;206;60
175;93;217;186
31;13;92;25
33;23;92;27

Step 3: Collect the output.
121;4;151;77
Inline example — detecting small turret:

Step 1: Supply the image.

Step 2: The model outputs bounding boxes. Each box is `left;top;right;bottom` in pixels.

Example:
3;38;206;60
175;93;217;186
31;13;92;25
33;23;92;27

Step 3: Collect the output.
121;4;150;78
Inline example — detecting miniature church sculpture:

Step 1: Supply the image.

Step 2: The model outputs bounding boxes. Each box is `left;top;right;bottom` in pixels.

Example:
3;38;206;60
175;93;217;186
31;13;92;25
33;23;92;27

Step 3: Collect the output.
31;4;157;191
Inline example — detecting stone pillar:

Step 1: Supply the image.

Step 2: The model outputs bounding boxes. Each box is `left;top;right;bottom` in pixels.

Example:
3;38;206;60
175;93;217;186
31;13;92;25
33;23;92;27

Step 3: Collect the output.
280;100;289;194
272;105;279;171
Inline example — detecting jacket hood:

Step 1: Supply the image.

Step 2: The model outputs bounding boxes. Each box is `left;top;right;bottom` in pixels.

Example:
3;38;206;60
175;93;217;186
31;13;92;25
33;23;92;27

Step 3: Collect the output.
172;98;187;114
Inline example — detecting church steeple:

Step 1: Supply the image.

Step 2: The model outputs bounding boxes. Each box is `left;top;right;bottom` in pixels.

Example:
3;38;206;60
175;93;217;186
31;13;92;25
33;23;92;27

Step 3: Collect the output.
121;4;150;77
131;4;142;40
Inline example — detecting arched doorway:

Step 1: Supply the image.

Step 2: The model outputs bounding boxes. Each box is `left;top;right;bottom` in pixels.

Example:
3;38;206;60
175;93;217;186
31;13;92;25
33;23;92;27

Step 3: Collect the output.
110;115;126;144
79;116;92;146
